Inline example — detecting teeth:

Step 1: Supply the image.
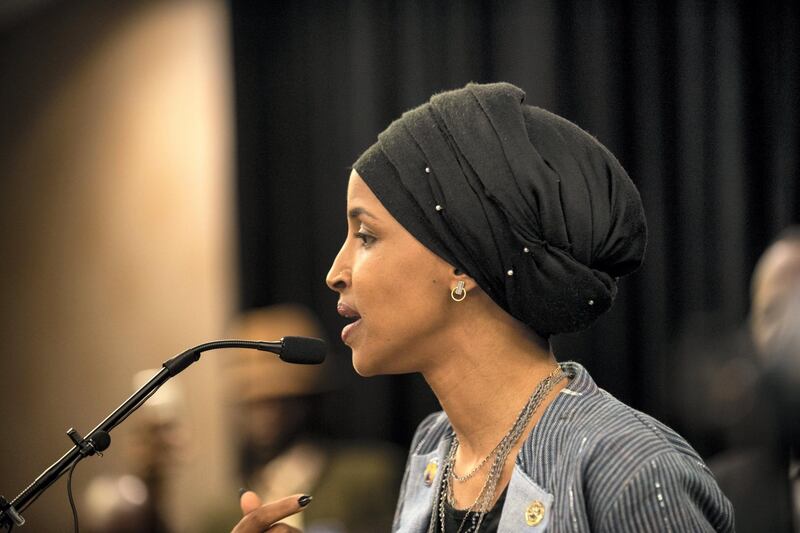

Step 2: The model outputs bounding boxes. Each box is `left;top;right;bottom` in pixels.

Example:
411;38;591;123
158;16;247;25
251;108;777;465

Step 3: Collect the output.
337;303;361;319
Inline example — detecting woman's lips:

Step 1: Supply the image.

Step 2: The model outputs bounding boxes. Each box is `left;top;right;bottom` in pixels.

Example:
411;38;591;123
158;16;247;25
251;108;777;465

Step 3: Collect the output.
341;318;362;343
337;302;362;344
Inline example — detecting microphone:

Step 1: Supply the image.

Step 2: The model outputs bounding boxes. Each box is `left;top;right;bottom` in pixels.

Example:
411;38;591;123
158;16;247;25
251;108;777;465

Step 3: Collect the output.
0;336;328;529
278;336;327;364
162;336;327;376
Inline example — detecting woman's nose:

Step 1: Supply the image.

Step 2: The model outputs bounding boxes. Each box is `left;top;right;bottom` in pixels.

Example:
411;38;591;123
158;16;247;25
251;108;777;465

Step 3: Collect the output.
326;247;350;292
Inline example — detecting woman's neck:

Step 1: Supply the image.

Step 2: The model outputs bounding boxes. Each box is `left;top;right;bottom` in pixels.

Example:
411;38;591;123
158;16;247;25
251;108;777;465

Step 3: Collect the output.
421;307;562;465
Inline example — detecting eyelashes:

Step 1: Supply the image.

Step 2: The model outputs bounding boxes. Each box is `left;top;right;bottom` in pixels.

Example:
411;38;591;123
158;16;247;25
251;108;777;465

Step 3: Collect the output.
354;231;377;247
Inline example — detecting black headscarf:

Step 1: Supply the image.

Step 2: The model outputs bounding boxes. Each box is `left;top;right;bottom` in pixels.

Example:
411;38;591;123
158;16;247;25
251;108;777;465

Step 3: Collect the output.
354;82;646;336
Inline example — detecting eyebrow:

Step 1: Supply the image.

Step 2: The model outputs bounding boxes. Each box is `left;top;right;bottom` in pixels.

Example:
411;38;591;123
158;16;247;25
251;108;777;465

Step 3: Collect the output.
348;207;378;220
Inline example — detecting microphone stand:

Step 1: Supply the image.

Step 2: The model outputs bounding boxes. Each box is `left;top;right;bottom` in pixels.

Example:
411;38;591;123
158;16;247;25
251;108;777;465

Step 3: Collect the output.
0;339;293;529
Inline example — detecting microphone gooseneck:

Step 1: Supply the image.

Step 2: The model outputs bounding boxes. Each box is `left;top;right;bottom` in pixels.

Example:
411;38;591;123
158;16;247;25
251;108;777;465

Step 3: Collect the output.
161;337;326;376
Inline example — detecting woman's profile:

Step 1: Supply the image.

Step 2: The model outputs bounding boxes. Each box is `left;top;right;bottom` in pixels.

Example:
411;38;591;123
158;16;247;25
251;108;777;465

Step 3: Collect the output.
231;82;734;532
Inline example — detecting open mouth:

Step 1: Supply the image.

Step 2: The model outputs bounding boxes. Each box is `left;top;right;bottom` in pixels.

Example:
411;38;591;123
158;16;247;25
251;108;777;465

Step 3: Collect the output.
337;302;362;343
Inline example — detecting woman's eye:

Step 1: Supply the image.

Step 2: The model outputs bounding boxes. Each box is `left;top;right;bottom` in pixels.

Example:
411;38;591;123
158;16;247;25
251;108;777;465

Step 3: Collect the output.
354;232;376;247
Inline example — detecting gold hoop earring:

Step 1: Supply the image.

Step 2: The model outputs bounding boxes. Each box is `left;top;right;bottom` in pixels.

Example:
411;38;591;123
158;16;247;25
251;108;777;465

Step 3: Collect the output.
451;280;466;302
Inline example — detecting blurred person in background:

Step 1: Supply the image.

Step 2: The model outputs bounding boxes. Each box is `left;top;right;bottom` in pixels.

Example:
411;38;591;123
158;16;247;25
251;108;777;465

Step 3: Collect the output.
709;227;800;532
231;82;733;532
204;304;402;533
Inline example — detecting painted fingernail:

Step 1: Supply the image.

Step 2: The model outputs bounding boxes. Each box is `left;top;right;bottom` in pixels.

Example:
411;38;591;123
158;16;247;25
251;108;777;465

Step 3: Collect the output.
238;487;247;497
298;495;313;507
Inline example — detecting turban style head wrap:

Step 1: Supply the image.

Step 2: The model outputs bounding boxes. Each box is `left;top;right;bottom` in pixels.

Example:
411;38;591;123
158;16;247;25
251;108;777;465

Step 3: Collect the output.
353;82;647;336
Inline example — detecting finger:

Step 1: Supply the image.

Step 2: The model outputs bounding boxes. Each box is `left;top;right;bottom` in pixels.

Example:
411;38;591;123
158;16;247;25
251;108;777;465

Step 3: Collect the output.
234;494;312;532
240;490;263;515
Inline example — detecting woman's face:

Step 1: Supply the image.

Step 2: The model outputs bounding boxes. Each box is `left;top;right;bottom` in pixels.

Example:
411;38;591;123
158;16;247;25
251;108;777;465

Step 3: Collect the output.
326;170;457;376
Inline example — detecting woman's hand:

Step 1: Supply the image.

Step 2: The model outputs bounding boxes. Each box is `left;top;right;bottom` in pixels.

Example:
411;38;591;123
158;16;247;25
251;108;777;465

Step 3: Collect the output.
231;491;312;532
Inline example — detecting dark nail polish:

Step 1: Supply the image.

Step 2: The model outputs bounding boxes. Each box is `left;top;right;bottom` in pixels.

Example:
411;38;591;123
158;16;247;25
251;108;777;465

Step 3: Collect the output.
298;495;313;507
238;487;247;497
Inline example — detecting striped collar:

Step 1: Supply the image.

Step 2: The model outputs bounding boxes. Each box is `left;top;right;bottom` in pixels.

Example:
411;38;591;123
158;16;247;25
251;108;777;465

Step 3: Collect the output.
557;361;594;396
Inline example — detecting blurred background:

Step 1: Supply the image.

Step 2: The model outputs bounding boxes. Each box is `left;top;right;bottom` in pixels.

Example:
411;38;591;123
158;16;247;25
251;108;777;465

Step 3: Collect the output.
0;0;798;531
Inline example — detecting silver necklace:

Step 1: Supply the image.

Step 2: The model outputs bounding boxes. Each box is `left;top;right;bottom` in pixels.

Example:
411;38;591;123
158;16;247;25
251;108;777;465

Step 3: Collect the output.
449;437;502;483
427;366;565;533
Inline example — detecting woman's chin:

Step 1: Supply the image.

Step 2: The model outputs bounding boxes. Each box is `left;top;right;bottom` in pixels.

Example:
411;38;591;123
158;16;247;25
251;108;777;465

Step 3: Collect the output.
353;365;376;377
351;351;379;377
352;350;412;377
351;344;399;377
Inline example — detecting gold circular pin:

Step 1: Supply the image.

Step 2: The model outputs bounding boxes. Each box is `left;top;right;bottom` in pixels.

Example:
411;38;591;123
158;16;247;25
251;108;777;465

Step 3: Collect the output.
423;460;438;486
525;500;545;526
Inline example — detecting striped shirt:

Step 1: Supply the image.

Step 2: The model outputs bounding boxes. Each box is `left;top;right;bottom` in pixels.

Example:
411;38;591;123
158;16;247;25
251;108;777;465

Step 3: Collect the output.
393;362;735;532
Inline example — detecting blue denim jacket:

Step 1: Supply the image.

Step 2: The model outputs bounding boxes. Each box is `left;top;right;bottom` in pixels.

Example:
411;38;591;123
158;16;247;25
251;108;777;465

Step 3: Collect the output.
392;362;734;532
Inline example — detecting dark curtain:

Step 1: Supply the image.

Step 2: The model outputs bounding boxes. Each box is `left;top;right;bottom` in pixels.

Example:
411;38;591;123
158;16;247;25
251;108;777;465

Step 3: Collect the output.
230;0;799;451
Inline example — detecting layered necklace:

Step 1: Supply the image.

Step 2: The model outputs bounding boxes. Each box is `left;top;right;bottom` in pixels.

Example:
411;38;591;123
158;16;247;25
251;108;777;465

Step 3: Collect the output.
428;365;565;533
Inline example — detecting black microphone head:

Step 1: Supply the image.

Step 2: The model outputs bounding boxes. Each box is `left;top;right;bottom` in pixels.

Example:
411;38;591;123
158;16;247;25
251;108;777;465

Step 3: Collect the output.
90;430;111;452
279;336;327;364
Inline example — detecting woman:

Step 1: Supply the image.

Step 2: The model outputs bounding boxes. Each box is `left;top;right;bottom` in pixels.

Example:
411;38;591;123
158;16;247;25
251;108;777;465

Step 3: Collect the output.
232;82;734;532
